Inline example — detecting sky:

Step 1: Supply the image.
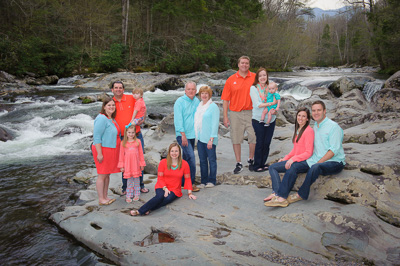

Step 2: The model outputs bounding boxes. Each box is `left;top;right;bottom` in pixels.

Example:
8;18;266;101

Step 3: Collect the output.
308;0;346;10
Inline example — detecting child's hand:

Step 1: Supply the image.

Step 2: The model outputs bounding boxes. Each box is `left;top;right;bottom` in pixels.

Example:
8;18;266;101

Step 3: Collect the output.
140;166;144;171
120;167;124;172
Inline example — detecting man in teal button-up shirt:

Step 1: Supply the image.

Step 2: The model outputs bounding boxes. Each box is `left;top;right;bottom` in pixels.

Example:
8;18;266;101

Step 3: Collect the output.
293;100;345;202
174;81;200;191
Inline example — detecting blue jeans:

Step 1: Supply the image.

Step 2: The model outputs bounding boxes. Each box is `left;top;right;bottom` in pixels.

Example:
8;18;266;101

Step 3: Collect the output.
270;160;310;198
122;132;146;192
298;161;344;200
252;119;275;170
176;136;196;185
197;140;217;185
138;188;177;214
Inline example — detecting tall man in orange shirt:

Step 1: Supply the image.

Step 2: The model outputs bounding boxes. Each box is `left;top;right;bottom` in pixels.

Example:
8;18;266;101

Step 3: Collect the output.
221;56;256;174
111;81;149;194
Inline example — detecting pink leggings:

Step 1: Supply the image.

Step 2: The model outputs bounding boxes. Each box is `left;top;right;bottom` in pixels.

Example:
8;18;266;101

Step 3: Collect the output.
126;177;140;198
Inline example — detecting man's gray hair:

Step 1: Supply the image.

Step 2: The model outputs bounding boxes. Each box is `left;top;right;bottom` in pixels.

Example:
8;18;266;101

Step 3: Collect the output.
185;81;197;89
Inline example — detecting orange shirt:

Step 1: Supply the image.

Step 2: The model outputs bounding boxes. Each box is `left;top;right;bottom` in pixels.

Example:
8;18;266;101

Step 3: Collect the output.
221;71;255;112
154;159;192;197
113;94;140;136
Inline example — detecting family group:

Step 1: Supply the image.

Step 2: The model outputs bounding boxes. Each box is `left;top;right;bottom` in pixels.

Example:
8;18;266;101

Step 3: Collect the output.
91;55;346;215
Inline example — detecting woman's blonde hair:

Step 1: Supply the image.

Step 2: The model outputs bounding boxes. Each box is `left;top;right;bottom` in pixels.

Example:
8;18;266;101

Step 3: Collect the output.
166;142;182;170
198;85;212;98
122;124;138;147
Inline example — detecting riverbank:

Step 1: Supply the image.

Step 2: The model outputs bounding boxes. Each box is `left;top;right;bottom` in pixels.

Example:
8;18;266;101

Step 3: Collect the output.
50;70;400;265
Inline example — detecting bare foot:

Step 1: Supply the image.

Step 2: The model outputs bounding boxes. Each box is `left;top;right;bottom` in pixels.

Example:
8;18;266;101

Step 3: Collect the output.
264;193;276;202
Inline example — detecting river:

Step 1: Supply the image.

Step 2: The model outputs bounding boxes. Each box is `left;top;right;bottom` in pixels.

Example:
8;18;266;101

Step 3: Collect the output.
0;69;388;264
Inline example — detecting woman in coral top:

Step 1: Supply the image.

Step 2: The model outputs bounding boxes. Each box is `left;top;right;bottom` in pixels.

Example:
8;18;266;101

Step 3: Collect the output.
92;98;121;206
130;143;197;216
264;107;314;207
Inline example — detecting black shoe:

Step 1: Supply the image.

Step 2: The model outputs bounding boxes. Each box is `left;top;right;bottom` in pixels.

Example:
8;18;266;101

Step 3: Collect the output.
233;163;243;174
247;158;254;172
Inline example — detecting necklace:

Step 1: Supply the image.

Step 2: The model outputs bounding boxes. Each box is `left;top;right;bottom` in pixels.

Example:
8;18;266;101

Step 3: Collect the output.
171;164;178;170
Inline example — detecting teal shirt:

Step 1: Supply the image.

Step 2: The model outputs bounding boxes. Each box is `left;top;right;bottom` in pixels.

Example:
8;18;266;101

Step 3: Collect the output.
93;114;118;148
250;85;276;123
266;92;280;111
174;94;200;139
306;117;346;167
196;103;220;146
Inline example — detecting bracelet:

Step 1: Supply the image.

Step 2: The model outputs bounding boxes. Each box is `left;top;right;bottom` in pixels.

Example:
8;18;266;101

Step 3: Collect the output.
188;192;192;196
163;186;167;191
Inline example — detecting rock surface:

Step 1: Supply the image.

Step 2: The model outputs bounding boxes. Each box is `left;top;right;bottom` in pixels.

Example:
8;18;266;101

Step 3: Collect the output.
49;70;400;265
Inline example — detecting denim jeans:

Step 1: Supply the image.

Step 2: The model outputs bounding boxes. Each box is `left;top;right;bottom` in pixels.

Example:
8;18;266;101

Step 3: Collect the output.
176;136;196;185
252;119;275;170
298;161;344;200
138;188;177;215
197;140;217;185
274;160;310;199
122;132;145;192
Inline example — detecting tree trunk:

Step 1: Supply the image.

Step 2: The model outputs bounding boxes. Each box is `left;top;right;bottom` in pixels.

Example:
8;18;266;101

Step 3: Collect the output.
122;0;129;45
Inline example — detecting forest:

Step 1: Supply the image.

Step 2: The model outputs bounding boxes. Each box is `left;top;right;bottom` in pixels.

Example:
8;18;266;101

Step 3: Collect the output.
0;0;399;77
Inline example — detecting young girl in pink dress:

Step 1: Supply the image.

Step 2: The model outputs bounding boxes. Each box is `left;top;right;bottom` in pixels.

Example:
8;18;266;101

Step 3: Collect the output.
118;124;146;203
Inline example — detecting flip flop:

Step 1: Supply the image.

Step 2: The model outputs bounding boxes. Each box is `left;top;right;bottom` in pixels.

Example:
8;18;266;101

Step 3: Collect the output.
140;188;149;193
264;197;289;207
287;194;303;204
99;198;116;206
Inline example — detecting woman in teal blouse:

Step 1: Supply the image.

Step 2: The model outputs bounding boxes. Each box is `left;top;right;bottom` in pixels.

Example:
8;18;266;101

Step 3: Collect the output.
194;86;220;188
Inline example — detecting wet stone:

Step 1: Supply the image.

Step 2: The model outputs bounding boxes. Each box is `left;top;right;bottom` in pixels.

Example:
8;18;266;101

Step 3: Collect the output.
134;230;175;247
211;227;231;239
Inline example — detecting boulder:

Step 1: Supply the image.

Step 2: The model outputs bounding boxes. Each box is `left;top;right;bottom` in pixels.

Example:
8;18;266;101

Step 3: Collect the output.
370;87;400;113
53;126;83;137
155;77;184;91
78;95;97;104
328;76;375;97
0;71;16;83
384;70;400;89
25;75;59;85
0;126;13;142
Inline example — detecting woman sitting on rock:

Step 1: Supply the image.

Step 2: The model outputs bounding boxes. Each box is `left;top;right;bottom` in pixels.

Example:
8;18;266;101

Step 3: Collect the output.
130;143;196;216
92;98;121;205
264;107;314;207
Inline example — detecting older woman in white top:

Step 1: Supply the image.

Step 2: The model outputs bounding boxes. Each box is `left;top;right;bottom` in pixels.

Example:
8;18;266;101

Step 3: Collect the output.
249;68;278;172
194;86;220;188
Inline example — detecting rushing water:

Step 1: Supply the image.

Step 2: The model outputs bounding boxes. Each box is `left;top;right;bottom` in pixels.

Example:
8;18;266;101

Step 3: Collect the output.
0;69;388;264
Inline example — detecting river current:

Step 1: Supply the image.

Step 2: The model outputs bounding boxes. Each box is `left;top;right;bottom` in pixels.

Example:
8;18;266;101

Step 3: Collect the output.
0;69;388;264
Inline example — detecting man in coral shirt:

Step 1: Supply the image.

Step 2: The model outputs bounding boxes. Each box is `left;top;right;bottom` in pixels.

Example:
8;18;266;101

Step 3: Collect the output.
111;81;149;194
221;56;256;174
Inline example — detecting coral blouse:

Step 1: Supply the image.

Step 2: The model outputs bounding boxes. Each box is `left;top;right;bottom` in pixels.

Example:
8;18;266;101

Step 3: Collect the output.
154;159;192;197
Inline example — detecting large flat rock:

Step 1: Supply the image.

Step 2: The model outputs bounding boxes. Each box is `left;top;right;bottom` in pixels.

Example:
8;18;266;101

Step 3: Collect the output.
51;180;400;265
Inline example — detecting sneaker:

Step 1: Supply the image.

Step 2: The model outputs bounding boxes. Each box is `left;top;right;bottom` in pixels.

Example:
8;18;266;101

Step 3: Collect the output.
197;184;206;189
205;183;215;188
247;158;254;172
192;185;200;192
233;163;243;174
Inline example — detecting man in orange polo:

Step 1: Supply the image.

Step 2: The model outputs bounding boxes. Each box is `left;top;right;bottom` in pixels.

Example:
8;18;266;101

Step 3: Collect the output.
221;56;256;174
111;81;149;194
